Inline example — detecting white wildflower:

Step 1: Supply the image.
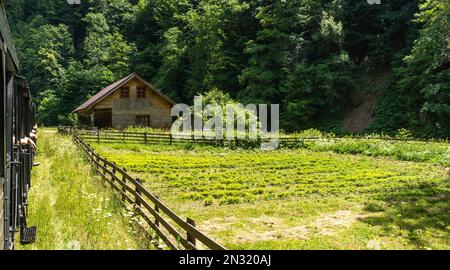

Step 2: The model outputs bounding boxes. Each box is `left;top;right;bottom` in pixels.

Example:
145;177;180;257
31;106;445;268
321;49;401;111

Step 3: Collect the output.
367;240;381;250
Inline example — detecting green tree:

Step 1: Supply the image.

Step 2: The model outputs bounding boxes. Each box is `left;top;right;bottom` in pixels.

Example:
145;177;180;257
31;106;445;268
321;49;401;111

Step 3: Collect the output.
83;12;136;92
238;0;321;104
154;27;188;101
396;0;450;136
184;0;249;98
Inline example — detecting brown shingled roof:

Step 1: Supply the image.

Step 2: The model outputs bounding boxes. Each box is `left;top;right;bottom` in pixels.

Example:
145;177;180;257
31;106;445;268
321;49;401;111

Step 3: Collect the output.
73;73;176;113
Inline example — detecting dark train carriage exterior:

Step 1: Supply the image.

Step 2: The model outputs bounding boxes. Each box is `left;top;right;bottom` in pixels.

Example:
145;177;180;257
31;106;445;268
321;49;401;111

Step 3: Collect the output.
0;184;3;249
0;0;19;250
1;0;36;250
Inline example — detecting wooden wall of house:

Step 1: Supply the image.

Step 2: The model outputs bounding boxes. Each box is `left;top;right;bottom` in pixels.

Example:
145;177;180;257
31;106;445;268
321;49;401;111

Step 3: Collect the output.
94;78;172;129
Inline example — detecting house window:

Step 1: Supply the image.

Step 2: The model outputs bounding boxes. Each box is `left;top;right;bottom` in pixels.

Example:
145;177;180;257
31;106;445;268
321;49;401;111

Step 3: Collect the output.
137;87;146;98
120;87;130;98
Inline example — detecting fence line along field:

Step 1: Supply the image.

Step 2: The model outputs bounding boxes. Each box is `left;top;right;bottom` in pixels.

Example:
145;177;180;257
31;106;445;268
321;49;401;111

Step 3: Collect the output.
73;132;226;250
19;129;154;250
87;133;450;250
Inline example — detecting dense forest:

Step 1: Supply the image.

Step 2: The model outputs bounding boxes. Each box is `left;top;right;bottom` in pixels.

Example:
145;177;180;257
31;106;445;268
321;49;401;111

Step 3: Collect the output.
5;0;450;137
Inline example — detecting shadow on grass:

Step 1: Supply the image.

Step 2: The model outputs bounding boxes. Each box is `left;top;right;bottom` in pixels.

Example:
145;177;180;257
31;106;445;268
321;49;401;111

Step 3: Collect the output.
361;180;450;248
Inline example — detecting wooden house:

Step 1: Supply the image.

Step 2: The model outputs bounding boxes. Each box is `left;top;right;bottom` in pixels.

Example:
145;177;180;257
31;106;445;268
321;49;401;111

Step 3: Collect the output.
73;73;176;129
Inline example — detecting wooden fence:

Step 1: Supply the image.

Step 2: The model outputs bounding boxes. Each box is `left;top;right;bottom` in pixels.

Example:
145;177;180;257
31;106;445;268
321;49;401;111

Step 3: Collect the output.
73;129;449;147
72;132;226;250
58;126;74;135
75;129;309;147
75;129;231;145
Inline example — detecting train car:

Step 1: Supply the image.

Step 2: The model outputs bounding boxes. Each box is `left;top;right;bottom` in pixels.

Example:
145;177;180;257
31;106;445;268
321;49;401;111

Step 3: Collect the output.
0;1;36;250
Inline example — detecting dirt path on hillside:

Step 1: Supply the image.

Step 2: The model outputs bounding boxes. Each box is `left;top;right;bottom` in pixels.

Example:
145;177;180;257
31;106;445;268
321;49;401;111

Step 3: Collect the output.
343;92;378;133
343;71;392;133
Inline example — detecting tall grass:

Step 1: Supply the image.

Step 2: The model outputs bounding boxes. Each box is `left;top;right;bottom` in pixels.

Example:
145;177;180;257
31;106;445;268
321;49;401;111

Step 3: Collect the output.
303;139;450;166
17;129;153;250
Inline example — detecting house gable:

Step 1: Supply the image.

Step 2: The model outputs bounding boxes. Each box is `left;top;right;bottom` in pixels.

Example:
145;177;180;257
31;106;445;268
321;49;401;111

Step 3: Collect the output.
74;73;175;129
73;73;175;113
94;78;172;111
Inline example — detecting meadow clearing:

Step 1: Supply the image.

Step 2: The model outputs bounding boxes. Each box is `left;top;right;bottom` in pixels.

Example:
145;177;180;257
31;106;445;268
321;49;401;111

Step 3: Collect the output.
90;137;450;250
18;129;153;250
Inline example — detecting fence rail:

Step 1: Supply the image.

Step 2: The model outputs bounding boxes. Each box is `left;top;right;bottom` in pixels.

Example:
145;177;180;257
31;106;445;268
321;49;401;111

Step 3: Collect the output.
73;129;450;146
58;126;74;135
72;131;226;250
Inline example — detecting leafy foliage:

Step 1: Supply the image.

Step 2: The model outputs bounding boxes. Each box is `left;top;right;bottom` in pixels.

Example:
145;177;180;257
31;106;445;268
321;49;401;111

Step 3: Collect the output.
4;0;450;138
395;0;450;137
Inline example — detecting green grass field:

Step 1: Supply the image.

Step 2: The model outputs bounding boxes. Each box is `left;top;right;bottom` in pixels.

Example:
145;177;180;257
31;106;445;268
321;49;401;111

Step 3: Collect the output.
90;140;450;250
18;130;153;250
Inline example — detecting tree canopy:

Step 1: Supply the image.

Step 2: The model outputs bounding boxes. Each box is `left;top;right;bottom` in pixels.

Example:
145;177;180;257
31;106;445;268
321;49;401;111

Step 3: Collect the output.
5;0;450;137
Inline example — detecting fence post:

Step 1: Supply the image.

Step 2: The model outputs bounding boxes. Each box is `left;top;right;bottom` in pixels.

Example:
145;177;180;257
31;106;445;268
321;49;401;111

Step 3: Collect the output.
121;168;127;202
94;155;99;171
135;178;142;208
144;133;147;145
170;134;173;145
111;163;116;183
155;195;160;241
102;158;107;179
122;132;125;143
155;196;160;227
186;218;197;247
97;130;100;143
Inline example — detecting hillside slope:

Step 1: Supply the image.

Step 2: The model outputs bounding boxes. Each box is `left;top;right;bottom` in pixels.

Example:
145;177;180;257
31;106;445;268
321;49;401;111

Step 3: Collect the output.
343;71;393;133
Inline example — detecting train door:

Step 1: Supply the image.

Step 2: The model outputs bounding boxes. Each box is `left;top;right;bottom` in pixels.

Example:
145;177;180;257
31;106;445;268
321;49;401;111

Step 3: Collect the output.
0;54;14;249
3;71;14;249
0;43;5;250
10;78;20;241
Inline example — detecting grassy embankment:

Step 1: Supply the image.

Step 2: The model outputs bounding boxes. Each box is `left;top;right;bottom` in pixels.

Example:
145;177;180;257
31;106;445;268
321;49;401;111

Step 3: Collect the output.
91;139;450;250
17;129;153;250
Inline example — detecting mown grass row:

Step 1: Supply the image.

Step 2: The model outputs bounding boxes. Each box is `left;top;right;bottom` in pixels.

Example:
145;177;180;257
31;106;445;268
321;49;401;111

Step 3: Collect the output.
94;144;447;205
91;140;450;250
